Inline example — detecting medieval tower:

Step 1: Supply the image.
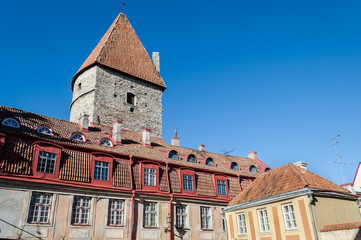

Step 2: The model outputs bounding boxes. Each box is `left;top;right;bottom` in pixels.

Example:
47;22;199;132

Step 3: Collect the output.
70;13;166;138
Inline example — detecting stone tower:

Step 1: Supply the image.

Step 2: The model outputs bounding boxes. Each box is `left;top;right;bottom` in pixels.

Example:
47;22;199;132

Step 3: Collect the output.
70;13;166;138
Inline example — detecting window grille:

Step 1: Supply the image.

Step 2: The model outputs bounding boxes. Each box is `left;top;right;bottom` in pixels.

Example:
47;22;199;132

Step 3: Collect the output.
183;175;194;191
144;168;156;186
176;205;187;228
282;203;297;230
2;118;20;128
217;180;227;195
144;202;157;227
28;192;52;223
71;196;91;225
108;199;124;226
36;151;57;174
200;207;211;229
94;161;109;181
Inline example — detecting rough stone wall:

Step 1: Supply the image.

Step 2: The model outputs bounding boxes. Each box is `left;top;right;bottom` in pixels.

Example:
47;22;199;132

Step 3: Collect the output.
70;67;97;123
70;65;163;138
320;229;361;240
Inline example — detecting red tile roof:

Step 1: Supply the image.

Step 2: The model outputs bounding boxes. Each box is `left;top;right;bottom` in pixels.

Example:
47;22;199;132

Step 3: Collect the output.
229;163;350;206
72;13;166;90
320;222;361;232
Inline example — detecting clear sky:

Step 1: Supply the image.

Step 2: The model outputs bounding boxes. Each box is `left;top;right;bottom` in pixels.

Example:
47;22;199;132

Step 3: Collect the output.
1;0;361;185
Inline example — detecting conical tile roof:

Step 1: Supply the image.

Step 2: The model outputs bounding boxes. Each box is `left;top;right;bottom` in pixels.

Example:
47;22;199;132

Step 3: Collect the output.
72;13;166;91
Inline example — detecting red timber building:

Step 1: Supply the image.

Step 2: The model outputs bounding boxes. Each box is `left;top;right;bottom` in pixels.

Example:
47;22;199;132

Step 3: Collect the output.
0;12;270;240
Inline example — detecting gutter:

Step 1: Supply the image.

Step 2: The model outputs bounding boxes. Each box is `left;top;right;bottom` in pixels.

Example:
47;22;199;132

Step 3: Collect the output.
129;191;136;240
307;192;319;240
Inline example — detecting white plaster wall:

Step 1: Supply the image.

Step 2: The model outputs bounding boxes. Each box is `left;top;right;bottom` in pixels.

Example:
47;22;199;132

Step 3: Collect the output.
320;229;361;240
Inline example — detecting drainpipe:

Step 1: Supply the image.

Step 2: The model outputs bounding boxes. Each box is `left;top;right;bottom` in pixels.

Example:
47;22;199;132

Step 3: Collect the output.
129;191;136;240
307;192;319;240
168;194;173;240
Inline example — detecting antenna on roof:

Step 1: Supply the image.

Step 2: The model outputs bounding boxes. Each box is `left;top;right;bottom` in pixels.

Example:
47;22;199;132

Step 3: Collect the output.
221;148;236;156
328;134;346;184
121;1;126;12
175;128;178;138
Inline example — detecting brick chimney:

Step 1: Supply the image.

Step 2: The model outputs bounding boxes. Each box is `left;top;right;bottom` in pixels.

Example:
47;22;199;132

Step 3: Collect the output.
142;128;151;146
199;145;205;151
293;161;308;170
247;151;257;159
78;113;89;130
171;129;180;147
152;52;160;73
112;120;122;144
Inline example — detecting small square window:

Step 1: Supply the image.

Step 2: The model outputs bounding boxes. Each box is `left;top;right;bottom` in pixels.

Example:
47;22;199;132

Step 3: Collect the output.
183;175;194;191
217;180;227;195
94;161;109;181
127;93;135;105
144;168;156;186
36;151;57;174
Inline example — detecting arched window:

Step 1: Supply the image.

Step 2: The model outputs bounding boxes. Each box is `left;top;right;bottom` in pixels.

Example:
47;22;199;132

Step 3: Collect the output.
168;150;179;160
100;138;113;147
265;168;270;172
2;118;20;128
71;133;86;142
206;158;215;166
230;162;239;171
37;125;53;136
250;165;258;173
187;154;197;163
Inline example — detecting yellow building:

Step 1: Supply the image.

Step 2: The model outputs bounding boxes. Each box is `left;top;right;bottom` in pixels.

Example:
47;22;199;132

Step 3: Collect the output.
222;163;361;240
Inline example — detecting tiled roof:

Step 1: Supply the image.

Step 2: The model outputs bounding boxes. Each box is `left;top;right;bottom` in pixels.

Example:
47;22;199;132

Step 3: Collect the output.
72;13;166;90
320;222;361;232
0;105;265;177
229;163;350;206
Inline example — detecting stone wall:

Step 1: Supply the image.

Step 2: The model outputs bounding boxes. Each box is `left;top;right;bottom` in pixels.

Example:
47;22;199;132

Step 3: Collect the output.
70;65;163;138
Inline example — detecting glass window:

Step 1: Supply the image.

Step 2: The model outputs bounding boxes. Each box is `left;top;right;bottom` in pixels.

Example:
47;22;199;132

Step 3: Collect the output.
2;118;20;128
37;151;57;174
28;192;52;223
94;161;109;181
237;213;247;235
250;165;258;173
282;203;297;230
217;180;227;195
265;168;270;172
187;154;197;163
108;199;124;226
176;205;187;228
200;207;212;229
144;202;157;227
231;162;239;170
257;209;270;233
206;158;215;166
37;126;53;135
168;150;179;160
183;175;194;191
100;138;113;147
144;168;156;186
71;196;91;225
71;133;85;142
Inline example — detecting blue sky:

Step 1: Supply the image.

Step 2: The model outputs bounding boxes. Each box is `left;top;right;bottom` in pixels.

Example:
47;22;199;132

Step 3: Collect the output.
1;0;361;185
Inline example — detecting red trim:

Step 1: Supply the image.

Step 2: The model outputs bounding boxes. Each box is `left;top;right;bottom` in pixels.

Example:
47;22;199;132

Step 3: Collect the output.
32;143;62;180
112;120;123;124
35;124;55;136
141;162;159;191
142;128;152;132
91;154;113;187
353;162;361;185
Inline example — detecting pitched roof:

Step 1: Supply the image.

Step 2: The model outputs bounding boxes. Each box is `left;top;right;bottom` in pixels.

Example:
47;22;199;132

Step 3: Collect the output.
320;222;361;232
0;105;265;177
229;163;350;206
72;13;166;91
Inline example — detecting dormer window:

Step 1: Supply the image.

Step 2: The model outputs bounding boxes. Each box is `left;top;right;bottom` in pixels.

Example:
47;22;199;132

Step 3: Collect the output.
230;162;239;171
99;138;113;147
187;154;197;163
71;133;86;142
250;165;258;173
265;168;270;172
37;126;53;136
206;158;215;166
127;93;136;105
2;118;20;128
168;150;179;160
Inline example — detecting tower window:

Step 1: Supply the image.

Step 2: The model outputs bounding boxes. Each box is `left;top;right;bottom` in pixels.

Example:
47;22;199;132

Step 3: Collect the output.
127;93;136;105
78;82;81;90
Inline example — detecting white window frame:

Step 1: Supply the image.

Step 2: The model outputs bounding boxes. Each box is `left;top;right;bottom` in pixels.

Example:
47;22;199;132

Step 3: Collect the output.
182;174;194;191
237;212;247;235
94;161;109;181
143;202;158;228
200;206;212;230
175;205;188;228
257;208;270;233
27;192;53;224
37;125;53;136
144;168;156;186
2;118;20;128
71;196;91;225
71;133;86;142
107;199;125;226
282;203;297;230
36;151;57;174
100;138;113;147
217;179;227;195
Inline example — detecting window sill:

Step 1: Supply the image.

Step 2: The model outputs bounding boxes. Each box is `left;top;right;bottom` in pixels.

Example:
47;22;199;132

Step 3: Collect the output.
142;226;159;229
201;228;214;231
26;222;52;226
70;224;91;228
106;225;126;228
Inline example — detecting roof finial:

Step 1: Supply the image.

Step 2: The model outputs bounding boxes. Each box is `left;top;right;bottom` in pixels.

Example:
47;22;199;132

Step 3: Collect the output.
175;128;178;138
121;0;126;12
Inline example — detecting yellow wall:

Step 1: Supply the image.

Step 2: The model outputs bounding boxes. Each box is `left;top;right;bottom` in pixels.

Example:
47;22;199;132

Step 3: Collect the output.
312;196;361;229
225;195;315;240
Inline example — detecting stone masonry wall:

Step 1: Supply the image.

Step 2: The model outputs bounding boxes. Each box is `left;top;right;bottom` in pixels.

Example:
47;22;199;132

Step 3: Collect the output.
70;65;163;138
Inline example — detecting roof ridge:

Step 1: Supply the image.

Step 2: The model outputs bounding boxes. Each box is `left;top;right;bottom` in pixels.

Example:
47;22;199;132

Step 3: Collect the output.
288;163;309;187
96;13;122;63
